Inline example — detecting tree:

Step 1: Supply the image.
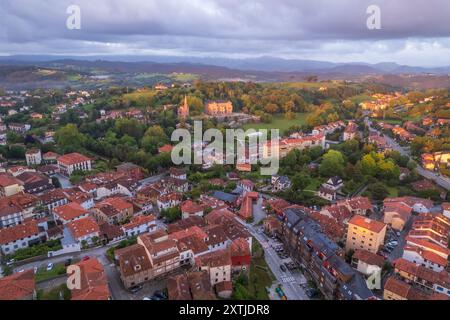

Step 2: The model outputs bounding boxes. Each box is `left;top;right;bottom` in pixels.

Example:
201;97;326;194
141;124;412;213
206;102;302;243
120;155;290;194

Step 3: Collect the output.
55;124;86;152
319;150;345;177
291;173;311;192
141;125;169;153
369;182;389;201
359;154;378;177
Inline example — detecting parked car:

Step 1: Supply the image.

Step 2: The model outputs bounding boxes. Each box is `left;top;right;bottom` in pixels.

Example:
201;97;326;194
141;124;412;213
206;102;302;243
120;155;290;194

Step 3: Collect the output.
280;264;287;272
82;256;90;261
46;263;54;271
6;259;15;267
33;266;38;274
64;259;72;266
129;285;143;294
153;290;167;299
306;288;319;298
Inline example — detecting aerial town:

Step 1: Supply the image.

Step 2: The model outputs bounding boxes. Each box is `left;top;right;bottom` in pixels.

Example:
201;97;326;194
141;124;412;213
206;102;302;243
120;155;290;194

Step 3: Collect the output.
0;80;448;302
0;0;449;308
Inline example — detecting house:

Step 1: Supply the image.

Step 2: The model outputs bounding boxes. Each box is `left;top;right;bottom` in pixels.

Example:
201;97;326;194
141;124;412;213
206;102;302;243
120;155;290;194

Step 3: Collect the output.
181;200;204;219
42;152;59;164
0;220;42;255
122;214;157;238
317;186;336;202
383;276;446;300
169;167;187;180
384;196;433;214
323;176;344;191
167;271;216;300
158;144;173;154
443;203;450;219
66;217;100;245
402;245;447;273
230;238;251;274
393;258;450;297
92;197;134;225
351;249;385;284
407;213;450;248
238;195;254;221
116;162;144;180
0;193;40;228
271;175;291;191
346;216;387;254
53;202;90;225
343;121;358;141
266;198;291;217
195;248;232;290
70;257;110;300
16;171;53;194
383;201;413;231
25;148;42;166
57;152;92;176
237;179;254;194
157;192;182;210
116;244;153;289
211;191;238;206
263;216;282;237
0;270;36;300
0;173;24;197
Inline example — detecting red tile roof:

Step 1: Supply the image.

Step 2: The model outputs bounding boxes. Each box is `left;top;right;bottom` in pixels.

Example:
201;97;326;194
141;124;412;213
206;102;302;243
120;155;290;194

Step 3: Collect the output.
67;217;100;239
71;258;110;300
0;270;35;300
0;220;40;245
57;152;91;166
353;249;385;267
348;215;386;233
53;202;89;221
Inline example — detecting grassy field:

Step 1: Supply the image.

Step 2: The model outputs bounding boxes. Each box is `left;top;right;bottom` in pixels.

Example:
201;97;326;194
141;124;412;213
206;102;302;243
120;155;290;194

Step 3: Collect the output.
247;240;276;300
303;178;322;194
387;186;399;198
243;112;310;132
35;263;66;283
122;88;157;106
37;284;71;300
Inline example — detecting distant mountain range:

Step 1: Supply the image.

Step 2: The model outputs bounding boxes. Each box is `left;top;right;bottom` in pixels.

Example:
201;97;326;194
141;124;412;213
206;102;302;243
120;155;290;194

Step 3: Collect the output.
1;54;450;75
1;55;450;90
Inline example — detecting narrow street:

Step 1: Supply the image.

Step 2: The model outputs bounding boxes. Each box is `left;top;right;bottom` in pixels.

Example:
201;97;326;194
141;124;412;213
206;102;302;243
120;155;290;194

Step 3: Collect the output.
235;218;309;300
369;121;450;190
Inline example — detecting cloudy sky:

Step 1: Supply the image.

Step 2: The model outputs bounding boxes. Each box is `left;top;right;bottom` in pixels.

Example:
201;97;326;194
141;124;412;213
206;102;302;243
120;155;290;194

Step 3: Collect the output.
1;0;450;66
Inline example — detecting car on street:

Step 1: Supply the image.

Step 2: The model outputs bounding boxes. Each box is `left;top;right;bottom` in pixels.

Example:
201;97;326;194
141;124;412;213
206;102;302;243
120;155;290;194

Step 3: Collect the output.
6;259;15;267
46;263;54;271
306;288;319;298
64;258;72;266
129;285;143;294
280;264;287;272
34;266;38;274
82;256;90;261
153;290;167;299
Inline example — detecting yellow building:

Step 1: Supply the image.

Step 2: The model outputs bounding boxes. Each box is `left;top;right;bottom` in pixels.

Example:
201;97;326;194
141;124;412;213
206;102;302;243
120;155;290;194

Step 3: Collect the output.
205;100;233;115
346;215;387;254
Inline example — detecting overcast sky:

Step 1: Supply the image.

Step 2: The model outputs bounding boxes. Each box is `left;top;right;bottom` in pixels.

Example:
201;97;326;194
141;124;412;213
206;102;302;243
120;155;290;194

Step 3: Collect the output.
1;0;450;66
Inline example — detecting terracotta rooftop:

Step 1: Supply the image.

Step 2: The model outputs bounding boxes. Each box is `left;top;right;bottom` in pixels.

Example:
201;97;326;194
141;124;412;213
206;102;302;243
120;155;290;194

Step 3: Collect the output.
57;152;91;165
348;215;386;233
0;220;40;245
53;202;89;221
0;270;35;300
66;217;100;239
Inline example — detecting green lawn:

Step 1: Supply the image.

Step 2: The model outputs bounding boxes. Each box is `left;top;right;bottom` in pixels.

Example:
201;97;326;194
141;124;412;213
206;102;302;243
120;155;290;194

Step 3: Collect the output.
387;186;399;198
35;263;66;283
243;112;310;132
248;240;276;300
303;179;322;194
37;284;71;300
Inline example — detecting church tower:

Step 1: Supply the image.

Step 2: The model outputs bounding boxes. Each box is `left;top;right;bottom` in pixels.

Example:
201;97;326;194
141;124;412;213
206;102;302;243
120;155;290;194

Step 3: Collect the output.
178;95;189;119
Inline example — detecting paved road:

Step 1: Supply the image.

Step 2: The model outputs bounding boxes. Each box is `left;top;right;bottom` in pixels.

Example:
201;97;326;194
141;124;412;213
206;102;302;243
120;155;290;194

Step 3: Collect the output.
369;121;450;190
235;218;309;300
139;174;165;187
13;243;115;273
